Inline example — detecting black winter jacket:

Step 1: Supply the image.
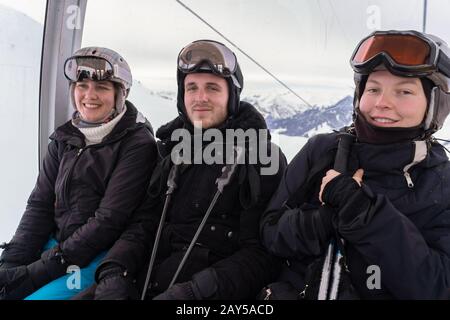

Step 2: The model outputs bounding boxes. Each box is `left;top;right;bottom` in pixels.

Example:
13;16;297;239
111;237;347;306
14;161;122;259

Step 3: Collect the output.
105;101;287;299
261;132;450;299
0;101;158;269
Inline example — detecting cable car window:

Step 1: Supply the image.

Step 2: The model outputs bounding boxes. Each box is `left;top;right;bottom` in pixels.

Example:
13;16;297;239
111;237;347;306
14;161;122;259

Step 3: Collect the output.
0;0;46;241
81;0;447;161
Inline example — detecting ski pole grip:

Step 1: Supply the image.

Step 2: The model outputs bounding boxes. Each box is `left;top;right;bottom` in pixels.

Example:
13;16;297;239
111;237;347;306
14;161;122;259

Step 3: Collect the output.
333;133;354;173
166;164;179;195
216;146;243;193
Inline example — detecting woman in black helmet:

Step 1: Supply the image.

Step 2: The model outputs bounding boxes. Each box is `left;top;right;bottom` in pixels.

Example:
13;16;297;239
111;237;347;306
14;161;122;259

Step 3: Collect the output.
261;30;450;299
0;47;158;299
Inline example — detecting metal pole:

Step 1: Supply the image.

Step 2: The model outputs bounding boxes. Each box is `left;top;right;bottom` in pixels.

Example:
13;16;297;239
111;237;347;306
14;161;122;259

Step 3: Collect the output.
168;191;221;288
167;146;243;288
423;0;428;33
140;163;180;300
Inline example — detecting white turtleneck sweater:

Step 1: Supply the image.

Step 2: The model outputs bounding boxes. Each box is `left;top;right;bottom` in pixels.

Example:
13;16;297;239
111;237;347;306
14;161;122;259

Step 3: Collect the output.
77;106;127;146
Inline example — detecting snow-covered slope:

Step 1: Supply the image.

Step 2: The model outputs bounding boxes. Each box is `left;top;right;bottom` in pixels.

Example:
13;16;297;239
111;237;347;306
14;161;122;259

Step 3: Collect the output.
0;4;43;242
128;81;179;129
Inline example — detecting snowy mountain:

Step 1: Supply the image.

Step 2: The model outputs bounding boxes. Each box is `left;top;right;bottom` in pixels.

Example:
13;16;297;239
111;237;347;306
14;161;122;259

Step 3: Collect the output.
135;87;354;137
266;95;354;137
243;91;308;119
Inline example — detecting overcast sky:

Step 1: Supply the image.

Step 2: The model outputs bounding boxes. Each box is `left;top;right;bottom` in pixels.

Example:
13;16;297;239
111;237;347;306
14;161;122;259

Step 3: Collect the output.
3;0;450;95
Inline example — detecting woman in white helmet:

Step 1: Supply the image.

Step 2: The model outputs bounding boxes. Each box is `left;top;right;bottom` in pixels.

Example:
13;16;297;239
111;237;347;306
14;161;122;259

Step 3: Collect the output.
0;47;158;300
261;30;450;299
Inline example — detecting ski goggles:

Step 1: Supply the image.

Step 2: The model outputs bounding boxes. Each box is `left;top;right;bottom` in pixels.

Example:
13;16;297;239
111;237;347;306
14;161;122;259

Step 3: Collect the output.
64;56;132;84
350;31;450;77
177;40;238;77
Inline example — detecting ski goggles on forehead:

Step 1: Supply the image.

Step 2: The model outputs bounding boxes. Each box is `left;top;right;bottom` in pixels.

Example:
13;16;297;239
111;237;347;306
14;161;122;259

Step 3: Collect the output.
64;56;132;84
351;32;450;77
177;40;238;77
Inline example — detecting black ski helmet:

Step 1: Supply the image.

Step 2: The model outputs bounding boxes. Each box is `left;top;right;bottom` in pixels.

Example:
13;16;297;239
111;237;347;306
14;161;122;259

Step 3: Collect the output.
351;30;450;136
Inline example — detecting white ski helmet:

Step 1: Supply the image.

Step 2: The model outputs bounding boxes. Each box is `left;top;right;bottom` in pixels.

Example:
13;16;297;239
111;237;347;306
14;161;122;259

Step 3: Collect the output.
64;47;133;115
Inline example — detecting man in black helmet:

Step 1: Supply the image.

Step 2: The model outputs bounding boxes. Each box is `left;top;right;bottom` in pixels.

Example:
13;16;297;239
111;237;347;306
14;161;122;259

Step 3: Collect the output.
78;39;287;300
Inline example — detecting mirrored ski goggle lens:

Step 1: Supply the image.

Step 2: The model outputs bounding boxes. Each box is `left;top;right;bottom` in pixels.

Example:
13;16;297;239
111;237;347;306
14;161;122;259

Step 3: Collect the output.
64;57;115;82
353;34;431;66
178;41;237;75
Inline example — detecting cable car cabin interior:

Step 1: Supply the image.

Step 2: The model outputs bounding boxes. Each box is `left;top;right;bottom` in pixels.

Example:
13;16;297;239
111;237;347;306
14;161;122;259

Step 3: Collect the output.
1;0;450;301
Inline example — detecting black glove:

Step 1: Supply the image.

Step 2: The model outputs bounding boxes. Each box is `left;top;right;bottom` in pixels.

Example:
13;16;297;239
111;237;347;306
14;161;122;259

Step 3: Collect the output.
0;266;35;300
0;260;22;270
0;246;68;300
322;174;373;226
94;263;138;300
153;268;218;300
301;205;334;251
153;281;195;300
27;246;69;287
0;242;27;269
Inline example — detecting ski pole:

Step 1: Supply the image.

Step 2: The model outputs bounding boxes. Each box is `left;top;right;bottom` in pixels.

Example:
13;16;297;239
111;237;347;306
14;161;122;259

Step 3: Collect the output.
318;238;334;300
318;132;354;300
333;133;354;173
141;162;181;300
168;146;243;288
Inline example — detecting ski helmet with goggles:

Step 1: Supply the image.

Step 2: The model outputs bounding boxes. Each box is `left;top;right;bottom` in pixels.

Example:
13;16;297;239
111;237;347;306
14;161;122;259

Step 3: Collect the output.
176;39;244;123
350;30;450;136
64;47;133;115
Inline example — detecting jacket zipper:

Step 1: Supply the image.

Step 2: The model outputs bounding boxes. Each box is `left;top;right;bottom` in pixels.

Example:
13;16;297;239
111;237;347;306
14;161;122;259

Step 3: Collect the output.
403;171;414;188
59;128;133;208
62;147;85;207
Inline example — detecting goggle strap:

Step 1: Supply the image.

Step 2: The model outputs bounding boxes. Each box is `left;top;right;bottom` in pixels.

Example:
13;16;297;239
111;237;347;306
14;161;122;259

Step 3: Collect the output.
113;64;133;86
437;53;450;78
424;87;437;130
231;75;241;89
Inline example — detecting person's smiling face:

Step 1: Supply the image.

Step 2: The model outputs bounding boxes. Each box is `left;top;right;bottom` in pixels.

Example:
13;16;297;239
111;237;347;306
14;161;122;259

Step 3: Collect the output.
74;79;116;123
359;70;427;128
